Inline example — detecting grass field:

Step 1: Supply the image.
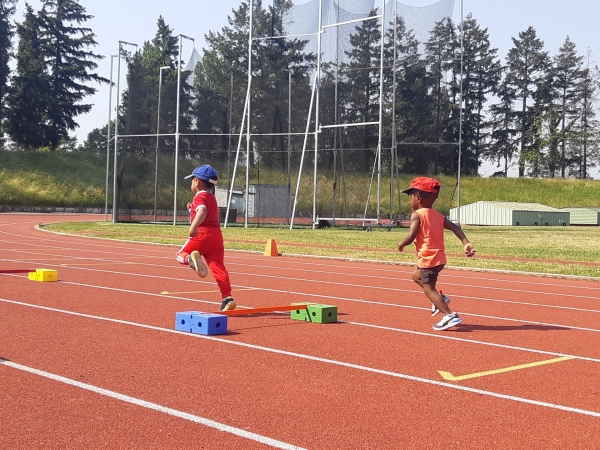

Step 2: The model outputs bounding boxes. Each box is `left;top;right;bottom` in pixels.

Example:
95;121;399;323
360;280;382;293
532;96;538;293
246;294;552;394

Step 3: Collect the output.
43;221;600;278
3;150;600;216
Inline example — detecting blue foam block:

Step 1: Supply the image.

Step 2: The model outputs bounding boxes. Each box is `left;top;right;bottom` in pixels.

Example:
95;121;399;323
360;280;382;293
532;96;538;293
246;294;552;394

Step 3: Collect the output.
175;311;203;332
190;313;228;335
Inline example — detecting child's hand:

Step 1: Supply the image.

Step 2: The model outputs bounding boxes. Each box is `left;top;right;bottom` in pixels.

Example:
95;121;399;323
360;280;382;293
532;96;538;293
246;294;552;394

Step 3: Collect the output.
189;226;199;237
464;243;476;257
186;202;192;211
397;243;405;252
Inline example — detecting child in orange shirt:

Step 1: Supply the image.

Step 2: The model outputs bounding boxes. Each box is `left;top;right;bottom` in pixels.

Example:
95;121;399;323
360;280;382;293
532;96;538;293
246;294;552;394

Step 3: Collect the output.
176;165;236;312
397;177;475;330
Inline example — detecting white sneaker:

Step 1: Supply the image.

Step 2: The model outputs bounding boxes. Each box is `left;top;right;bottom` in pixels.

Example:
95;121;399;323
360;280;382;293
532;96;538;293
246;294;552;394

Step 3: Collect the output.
431;293;450;317
188;251;207;278
433;313;462;331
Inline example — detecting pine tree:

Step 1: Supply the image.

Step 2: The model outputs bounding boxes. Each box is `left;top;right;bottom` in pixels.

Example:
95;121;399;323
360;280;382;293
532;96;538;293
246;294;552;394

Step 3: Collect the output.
488;80;518;176
3;5;51;150
504;26;549;176
552;36;586;177
39;0;106;150
459;15;502;175
342;9;382;172
198;0;312;168
574;50;600;178
0;0;17;147
424;18;455;172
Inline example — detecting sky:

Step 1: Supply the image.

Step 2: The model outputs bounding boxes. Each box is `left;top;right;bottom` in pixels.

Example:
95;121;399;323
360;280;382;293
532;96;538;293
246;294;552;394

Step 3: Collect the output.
14;0;600;177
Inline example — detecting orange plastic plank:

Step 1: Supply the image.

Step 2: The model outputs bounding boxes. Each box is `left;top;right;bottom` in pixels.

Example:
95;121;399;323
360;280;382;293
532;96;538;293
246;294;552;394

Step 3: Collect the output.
0;269;36;274
214;304;312;316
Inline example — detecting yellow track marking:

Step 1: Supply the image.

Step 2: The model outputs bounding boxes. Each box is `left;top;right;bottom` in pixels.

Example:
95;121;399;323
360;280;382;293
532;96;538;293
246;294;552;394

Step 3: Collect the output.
160;287;259;295
439;356;574;381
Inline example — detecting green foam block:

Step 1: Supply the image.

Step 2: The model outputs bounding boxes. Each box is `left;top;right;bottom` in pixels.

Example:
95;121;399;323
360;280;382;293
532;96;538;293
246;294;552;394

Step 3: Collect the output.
291;303;337;323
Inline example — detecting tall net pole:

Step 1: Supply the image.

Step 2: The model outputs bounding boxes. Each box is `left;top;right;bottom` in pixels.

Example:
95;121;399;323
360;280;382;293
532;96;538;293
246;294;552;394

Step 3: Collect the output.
244;0;254;228
112;41;137;224
105;54;116;222
312;0;323;229
457;0;464;224
376;0;385;224
154;66;169;222
112;43;122;224
390;0;397;221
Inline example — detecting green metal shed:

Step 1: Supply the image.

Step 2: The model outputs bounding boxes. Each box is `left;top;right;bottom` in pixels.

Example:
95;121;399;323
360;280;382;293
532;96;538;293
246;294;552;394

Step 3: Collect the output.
561;207;600;225
449;202;570;226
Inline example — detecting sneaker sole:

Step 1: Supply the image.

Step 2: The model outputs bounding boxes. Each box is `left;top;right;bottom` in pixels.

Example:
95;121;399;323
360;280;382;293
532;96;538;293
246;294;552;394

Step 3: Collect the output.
432;316;462;331
190;252;207;278
221;301;236;311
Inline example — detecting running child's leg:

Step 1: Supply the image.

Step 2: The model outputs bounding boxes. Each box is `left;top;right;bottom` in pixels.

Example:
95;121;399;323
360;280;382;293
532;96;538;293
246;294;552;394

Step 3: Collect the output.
176;238;195;265
418;266;453;315
422;282;452;315
176;238;207;277
203;250;232;299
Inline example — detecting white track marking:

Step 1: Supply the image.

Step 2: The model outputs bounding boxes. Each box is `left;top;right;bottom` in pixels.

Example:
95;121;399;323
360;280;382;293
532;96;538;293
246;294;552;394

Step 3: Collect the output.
3;240;600;300
3;265;600;333
3;278;600;357
1;298;599;419
3;254;600;318
347;320;600;363
3;229;600;291
0;360;305;450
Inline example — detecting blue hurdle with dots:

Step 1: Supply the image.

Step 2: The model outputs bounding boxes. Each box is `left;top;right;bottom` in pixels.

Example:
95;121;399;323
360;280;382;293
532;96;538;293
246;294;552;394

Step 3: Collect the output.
175;311;228;335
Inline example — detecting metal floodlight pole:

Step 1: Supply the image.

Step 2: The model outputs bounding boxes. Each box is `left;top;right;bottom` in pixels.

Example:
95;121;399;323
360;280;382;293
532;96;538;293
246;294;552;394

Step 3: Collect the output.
457;0;464;225
312;0;323;229
105;54;116;222
391;0;397;221
173;34;195;226
112;41;137;224
228;72;234;205
154;66;170;222
244;0;253;229
376;0;385;225
288;69;292;220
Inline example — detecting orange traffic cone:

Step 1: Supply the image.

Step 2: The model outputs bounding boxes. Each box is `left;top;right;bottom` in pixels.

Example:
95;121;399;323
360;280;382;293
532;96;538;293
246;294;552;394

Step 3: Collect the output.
264;239;280;257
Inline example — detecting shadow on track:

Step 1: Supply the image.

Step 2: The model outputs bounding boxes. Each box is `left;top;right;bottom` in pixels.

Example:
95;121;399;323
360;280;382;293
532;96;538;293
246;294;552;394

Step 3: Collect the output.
453;323;569;333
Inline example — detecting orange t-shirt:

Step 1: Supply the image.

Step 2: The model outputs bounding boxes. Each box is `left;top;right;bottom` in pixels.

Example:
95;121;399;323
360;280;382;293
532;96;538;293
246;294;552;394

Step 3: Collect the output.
413;208;447;268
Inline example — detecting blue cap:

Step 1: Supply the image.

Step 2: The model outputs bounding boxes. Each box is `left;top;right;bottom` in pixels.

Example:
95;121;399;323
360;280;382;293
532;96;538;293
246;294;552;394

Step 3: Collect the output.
184;165;218;184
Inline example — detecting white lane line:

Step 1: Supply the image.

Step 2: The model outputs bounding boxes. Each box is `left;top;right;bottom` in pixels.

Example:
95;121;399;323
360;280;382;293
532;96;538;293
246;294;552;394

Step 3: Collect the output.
3;240;600;301
2;298;599;419
3;232;600;291
347;321;600;363
3;268;600;334
17;271;600;333
0;359;305;450
3;255;600;318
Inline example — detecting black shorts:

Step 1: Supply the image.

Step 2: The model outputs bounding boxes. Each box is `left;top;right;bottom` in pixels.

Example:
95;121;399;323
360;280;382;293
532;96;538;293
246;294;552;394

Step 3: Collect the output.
418;264;444;284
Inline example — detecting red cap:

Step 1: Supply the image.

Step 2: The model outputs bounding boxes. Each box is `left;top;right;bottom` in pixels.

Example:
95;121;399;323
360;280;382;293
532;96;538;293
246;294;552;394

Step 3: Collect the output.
401;177;441;194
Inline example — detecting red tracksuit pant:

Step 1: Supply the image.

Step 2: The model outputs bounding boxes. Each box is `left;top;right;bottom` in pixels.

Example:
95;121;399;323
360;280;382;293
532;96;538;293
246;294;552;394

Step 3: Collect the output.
176;227;232;299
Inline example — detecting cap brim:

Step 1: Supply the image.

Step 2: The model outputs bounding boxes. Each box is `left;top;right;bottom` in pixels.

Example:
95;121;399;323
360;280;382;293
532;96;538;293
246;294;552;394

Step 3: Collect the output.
401;188;415;194
184;174;194;179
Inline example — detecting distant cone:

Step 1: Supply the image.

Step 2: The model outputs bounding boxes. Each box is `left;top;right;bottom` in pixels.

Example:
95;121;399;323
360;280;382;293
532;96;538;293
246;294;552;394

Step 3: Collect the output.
264;239;280;257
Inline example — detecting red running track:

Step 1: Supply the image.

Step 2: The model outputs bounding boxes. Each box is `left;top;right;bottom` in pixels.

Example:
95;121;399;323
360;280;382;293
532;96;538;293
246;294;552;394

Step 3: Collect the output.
1;213;599;449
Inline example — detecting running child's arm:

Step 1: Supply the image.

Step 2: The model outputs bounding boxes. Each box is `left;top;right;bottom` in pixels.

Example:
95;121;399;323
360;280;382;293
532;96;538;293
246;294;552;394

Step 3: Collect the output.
397;212;420;252
189;205;207;237
443;217;476;257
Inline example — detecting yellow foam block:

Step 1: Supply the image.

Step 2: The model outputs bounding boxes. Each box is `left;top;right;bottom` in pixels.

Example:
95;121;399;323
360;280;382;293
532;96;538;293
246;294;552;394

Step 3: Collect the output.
28;268;58;282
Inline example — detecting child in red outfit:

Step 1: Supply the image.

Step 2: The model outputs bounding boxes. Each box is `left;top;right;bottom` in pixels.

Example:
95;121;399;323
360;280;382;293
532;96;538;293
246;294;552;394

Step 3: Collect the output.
397;177;475;331
176;165;236;312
